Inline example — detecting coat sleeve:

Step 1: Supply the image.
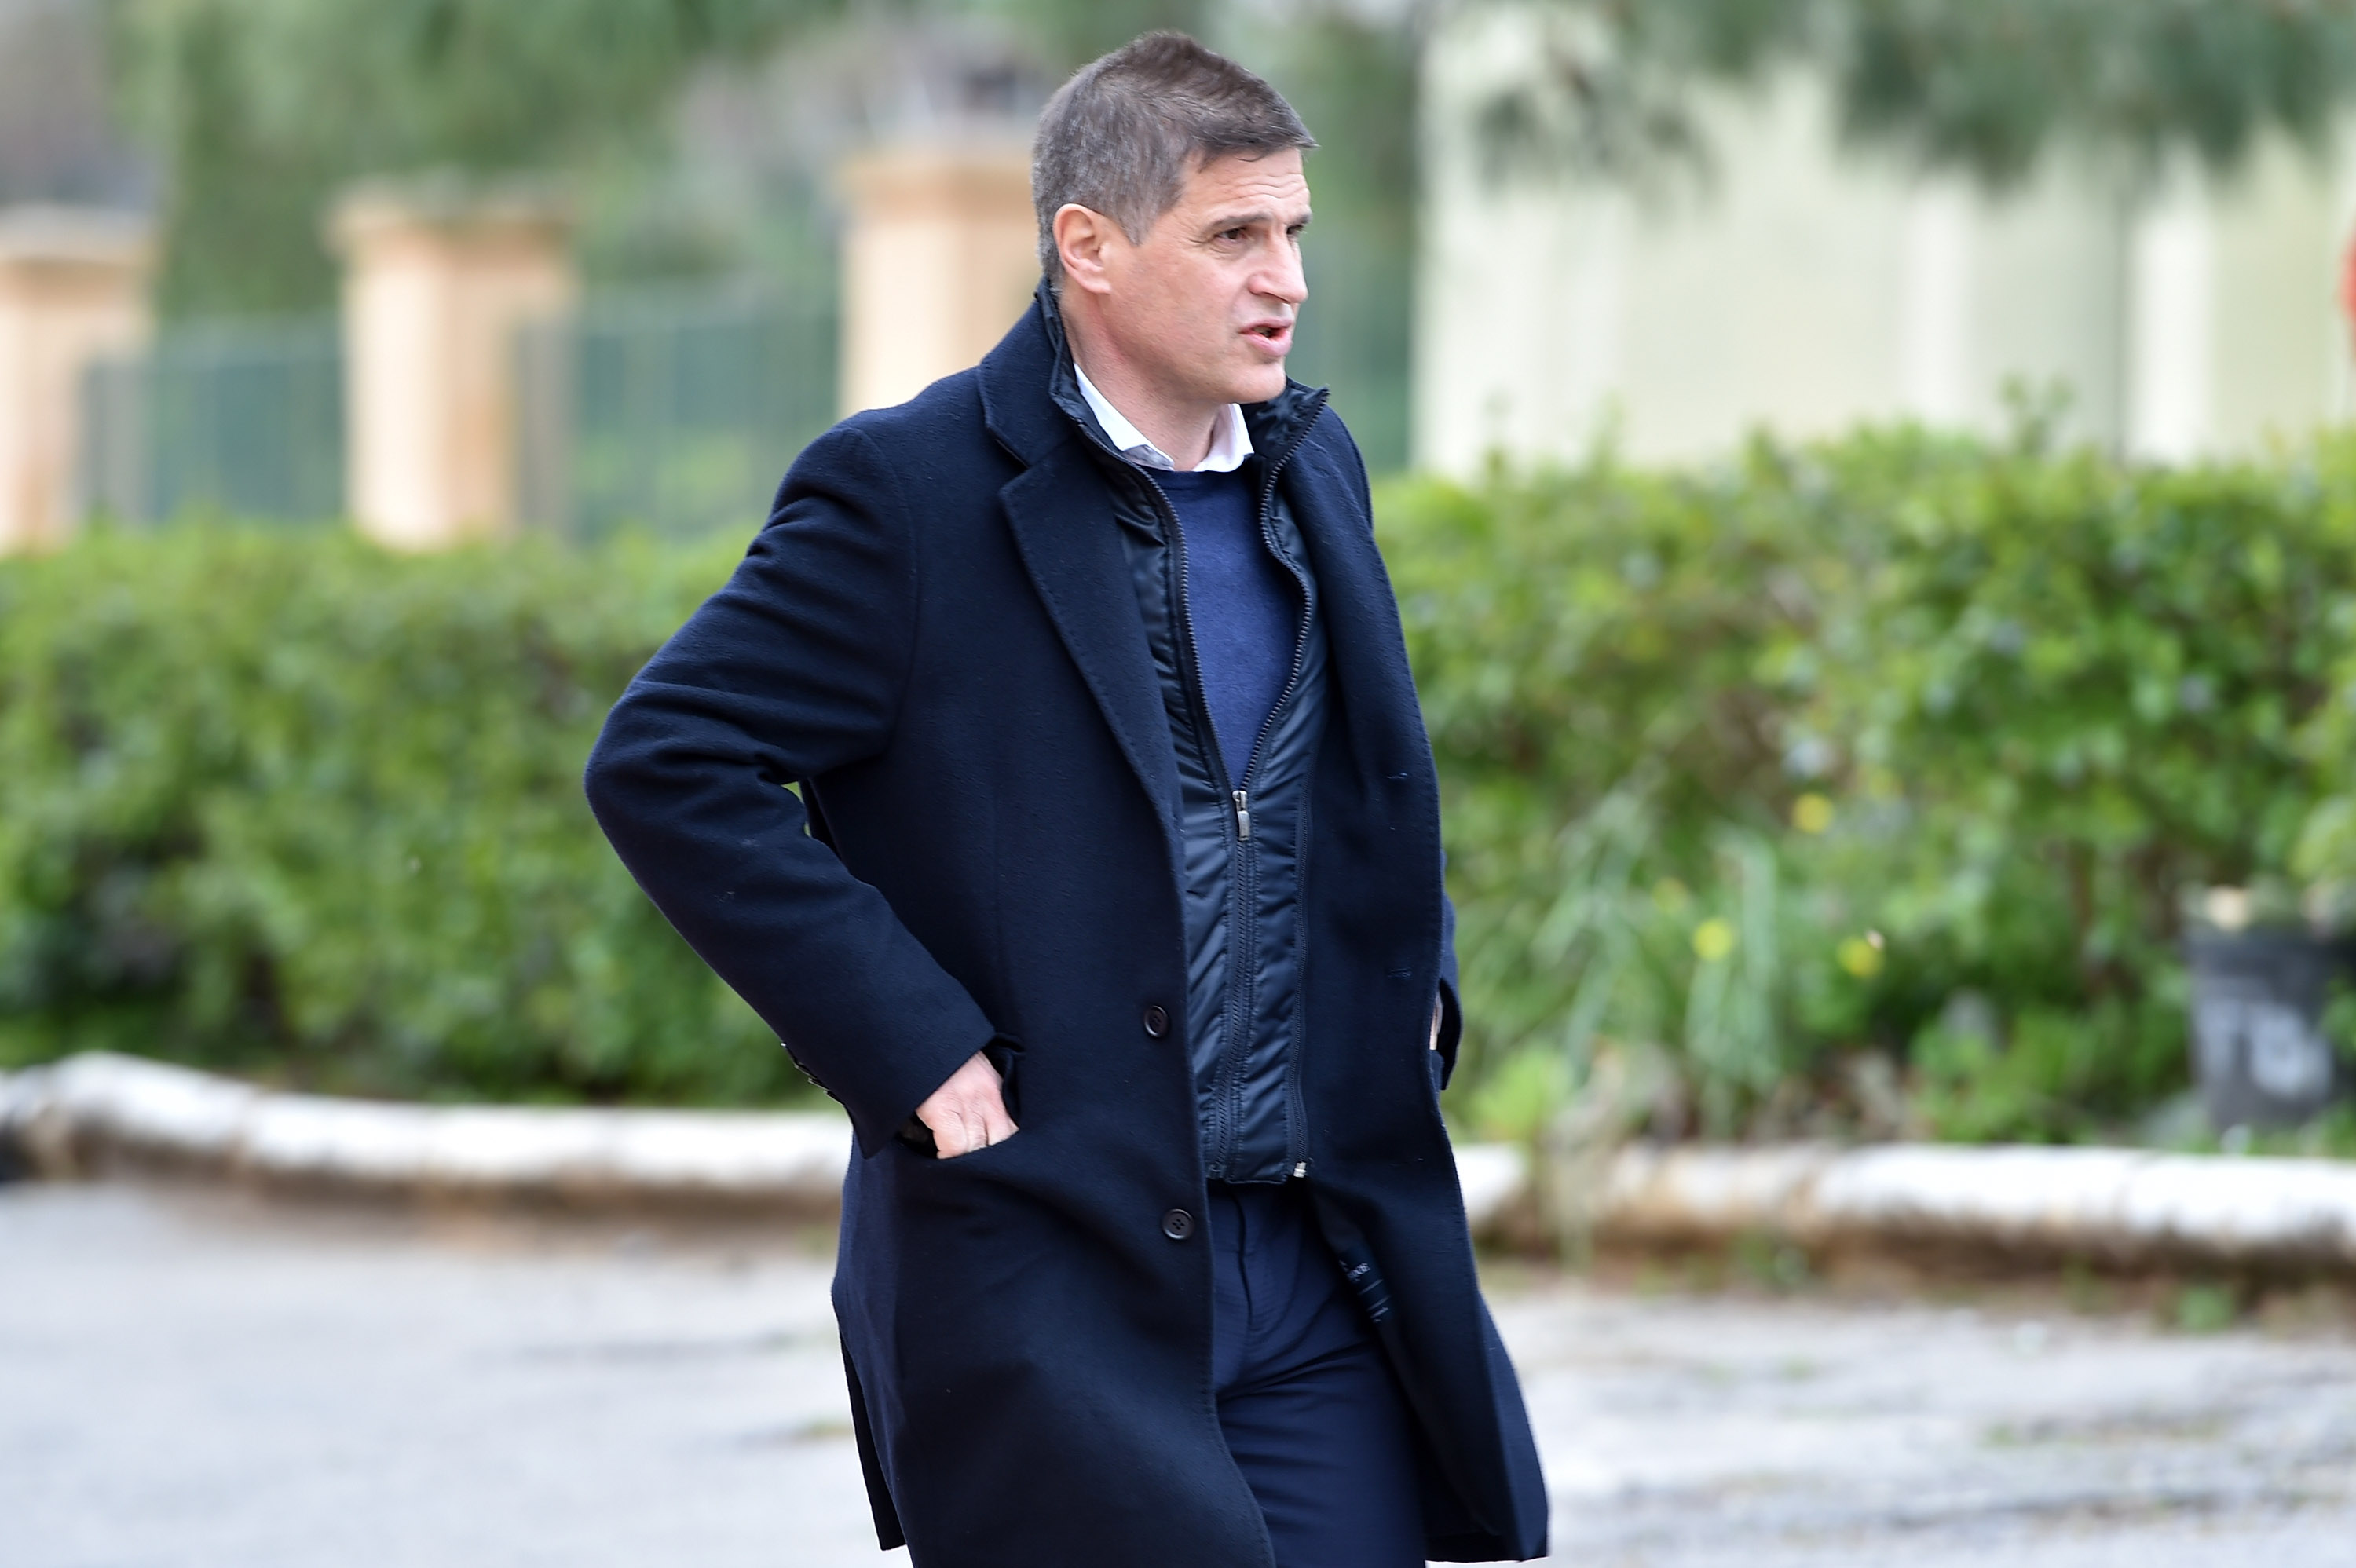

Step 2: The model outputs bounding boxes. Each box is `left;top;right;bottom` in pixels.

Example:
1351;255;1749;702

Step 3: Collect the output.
584;423;996;1155
1334;415;1469;1086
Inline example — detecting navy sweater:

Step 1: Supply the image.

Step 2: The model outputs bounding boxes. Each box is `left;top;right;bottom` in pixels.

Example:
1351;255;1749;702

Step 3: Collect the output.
1154;465;1299;788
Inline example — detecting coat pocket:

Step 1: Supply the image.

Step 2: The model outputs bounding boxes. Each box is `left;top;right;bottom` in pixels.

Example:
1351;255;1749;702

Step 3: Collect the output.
891;1037;1023;1156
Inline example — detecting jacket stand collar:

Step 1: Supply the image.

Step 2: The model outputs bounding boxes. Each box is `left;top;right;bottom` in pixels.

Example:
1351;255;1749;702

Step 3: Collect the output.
982;280;1326;475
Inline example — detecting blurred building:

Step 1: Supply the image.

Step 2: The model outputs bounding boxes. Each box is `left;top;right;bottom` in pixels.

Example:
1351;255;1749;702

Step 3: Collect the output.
0;0;148;212
1418;5;2356;473
2;11;1052;552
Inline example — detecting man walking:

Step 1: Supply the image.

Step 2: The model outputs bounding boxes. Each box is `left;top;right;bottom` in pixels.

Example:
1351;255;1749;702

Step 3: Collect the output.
586;32;1547;1567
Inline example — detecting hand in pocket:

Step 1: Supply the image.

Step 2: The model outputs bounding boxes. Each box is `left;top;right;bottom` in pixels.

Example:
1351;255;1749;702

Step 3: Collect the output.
910;1050;1018;1158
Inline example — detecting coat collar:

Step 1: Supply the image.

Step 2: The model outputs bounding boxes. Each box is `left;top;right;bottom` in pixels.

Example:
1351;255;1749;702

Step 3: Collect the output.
982;283;1383;857
981;285;1180;859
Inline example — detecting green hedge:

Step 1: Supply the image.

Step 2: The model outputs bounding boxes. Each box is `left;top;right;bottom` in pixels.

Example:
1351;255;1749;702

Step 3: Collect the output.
1388;429;2356;1145
0;526;807;1105
11;433;2356;1139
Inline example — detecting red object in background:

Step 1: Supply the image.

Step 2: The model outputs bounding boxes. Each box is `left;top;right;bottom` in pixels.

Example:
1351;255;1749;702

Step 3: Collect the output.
2342;228;2356;353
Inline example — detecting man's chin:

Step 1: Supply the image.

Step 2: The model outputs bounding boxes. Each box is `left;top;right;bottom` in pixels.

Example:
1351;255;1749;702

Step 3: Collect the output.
1230;364;1290;406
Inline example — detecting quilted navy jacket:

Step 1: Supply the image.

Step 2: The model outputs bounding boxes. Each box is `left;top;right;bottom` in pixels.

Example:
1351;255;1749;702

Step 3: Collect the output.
584;293;1549;1566
1039;286;1333;1186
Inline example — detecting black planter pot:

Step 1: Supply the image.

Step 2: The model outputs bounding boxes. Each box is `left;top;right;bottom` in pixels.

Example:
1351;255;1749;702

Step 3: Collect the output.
2184;927;2353;1132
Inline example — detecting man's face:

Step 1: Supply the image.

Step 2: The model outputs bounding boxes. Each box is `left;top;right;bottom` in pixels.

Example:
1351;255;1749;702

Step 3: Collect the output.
1085;148;1311;408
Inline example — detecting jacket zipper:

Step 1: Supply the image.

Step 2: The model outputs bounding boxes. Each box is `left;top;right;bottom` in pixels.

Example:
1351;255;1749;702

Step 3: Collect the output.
1148;397;1326;1179
1151;481;1249;1177
1235;419;1321;1180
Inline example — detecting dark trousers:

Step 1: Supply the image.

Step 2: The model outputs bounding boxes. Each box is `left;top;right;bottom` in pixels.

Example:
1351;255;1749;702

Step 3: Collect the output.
1206;1182;1426;1568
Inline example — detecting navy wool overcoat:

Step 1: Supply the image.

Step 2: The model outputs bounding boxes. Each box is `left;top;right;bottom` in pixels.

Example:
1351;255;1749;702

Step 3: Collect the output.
584;295;1549;1565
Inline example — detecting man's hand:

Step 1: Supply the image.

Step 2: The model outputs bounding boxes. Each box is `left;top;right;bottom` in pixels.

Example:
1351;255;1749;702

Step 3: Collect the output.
916;1051;1017;1158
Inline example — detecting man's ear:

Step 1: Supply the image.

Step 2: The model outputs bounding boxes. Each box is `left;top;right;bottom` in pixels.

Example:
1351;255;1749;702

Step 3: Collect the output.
1054;204;1121;297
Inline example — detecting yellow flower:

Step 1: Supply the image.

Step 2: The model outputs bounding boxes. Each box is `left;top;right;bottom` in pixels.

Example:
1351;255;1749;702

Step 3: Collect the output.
1791;792;1835;835
1838;935;1885;978
1692;917;1737;962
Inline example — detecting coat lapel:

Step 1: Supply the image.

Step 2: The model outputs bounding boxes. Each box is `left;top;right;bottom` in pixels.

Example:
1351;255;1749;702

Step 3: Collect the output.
979;297;1185;854
998;447;1183;844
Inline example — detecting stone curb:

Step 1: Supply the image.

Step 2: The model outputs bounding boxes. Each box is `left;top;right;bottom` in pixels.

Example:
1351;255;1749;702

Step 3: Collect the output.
16;1054;2347;1269
0;1051;1534;1230
0;1052;850;1211
1593;1141;2356;1271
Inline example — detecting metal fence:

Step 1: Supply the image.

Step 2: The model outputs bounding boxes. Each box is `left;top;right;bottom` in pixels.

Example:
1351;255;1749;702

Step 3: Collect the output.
518;283;838;543
77;281;836;541
70;265;1403;542
79;317;345;525
1289;242;1412;476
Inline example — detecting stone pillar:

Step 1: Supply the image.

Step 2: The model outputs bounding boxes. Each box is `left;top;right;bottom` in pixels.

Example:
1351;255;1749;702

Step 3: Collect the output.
0;207;151;554
838;142;1039;415
330;189;575;550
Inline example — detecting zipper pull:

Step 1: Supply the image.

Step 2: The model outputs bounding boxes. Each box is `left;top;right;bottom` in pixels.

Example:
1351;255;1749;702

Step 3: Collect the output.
1232;789;1252;840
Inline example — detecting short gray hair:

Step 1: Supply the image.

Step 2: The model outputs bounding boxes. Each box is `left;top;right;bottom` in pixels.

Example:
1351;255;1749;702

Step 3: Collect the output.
1032;33;1315;283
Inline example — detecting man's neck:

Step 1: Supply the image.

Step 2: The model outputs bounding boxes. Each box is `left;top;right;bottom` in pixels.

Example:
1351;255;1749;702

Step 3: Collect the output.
1063;313;1223;472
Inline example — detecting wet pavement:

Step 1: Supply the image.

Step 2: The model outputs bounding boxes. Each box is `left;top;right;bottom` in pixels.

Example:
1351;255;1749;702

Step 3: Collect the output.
6;1180;2352;1567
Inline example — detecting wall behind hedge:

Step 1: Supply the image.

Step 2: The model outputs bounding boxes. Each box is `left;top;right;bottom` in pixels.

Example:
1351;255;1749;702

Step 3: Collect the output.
0;525;808;1106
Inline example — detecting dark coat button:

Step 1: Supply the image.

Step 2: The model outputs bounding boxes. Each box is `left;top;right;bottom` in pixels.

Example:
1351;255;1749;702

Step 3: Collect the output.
1161;1208;1194;1241
1142;1005;1169;1038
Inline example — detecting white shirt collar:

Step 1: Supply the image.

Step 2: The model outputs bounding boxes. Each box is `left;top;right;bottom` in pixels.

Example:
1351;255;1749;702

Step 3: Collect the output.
1074;363;1253;473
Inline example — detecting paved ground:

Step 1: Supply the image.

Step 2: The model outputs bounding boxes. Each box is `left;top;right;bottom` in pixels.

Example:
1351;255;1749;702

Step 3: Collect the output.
6;1180;2354;1568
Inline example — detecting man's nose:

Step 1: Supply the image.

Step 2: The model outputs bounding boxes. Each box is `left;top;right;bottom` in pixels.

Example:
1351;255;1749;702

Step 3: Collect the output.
1256;238;1308;307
